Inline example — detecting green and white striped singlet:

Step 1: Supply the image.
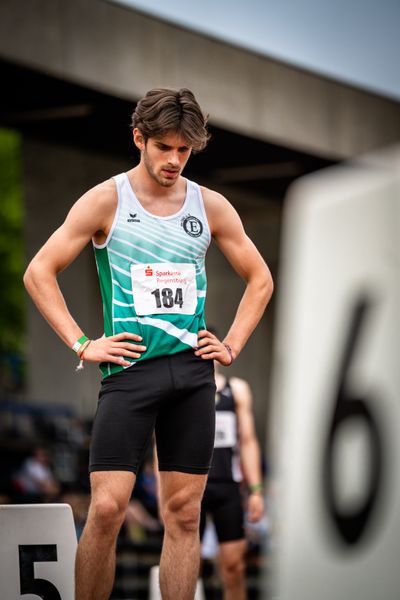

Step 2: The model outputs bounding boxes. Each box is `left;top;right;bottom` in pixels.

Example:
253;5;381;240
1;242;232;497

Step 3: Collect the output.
93;172;211;378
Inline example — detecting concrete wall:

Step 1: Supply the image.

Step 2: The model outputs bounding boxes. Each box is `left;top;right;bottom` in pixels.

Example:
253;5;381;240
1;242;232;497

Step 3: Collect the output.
1;0;399;160
23;139;279;443
10;0;398;442
23;139;129;417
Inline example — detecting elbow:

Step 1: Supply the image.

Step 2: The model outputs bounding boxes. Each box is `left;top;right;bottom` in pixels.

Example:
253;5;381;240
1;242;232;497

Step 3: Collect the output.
261;266;274;304
23;264;33;292
23;260;42;295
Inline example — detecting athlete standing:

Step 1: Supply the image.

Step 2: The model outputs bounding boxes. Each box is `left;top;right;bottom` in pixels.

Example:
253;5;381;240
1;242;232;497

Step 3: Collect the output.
200;353;265;600
23;88;273;600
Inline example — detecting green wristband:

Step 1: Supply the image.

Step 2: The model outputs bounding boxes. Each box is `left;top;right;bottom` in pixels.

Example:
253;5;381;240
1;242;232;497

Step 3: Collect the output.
249;483;263;494
72;335;88;353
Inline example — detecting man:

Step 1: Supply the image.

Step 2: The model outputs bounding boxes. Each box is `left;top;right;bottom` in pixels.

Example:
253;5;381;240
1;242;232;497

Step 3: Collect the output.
12;446;60;504
200;352;265;600
23;87;273;600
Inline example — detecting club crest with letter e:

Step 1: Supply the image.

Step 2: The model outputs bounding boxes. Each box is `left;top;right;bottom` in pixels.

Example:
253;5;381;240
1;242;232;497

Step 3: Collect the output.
181;214;203;238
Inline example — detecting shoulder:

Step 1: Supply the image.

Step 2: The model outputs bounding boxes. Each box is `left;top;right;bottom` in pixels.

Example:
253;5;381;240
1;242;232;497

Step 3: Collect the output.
200;185;242;236
229;377;253;408
200;185;231;212
76;178;117;212
65;178;117;234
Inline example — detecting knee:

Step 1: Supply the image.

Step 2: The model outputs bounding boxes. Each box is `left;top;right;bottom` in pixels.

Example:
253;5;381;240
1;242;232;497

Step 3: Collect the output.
89;495;127;534
221;556;246;587
162;494;200;536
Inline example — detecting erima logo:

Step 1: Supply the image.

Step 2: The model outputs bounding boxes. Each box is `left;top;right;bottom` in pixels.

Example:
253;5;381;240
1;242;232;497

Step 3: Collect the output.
127;213;141;223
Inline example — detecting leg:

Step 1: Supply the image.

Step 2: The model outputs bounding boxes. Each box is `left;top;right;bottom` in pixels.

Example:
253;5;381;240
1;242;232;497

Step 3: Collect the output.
210;482;247;600
154;352;216;598
158;471;208;600
75;470;135;600
218;539;248;600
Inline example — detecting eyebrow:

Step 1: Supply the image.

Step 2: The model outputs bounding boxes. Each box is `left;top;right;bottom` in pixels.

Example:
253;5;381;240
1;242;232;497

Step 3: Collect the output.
155;141;190;151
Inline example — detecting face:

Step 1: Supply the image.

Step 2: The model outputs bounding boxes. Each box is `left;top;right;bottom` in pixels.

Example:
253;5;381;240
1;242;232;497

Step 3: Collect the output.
35;448;50;464
134;129;192;187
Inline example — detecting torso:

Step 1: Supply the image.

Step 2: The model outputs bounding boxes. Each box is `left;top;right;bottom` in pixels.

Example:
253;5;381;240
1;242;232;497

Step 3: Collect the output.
93;171;211;378
93;172;224;246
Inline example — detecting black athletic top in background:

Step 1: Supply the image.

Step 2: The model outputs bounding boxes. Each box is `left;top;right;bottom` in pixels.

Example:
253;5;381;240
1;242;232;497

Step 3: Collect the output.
208;380;242;483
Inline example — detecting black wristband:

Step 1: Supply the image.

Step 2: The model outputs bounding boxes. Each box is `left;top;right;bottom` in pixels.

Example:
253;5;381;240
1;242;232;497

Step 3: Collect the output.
222;342;234;365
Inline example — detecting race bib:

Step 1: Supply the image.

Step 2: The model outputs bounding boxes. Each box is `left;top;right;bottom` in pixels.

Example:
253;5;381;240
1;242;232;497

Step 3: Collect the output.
131;262;197;316
214;411;237;448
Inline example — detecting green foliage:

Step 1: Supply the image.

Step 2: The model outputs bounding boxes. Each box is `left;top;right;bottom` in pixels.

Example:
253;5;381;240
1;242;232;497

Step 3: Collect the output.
0;128;25;355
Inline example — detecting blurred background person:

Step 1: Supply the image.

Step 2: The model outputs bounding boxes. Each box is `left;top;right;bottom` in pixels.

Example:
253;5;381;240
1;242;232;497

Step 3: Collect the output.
200;328;265;600
124;452;162;542
12;445;60;503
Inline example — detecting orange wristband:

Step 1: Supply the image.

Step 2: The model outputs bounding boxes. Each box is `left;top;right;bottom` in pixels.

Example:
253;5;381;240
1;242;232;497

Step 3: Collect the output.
76;340;92;372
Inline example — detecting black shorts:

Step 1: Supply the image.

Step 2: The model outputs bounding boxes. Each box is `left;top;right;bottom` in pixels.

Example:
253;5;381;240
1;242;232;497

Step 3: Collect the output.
89;350;216;475
200;481;245;543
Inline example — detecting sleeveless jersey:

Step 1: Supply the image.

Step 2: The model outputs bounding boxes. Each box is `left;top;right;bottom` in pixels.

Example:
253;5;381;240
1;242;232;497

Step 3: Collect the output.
93;172;211;378
208;380;243;483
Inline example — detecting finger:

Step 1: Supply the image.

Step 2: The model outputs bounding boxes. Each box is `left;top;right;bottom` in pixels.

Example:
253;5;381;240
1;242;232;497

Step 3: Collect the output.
197;330;208;339
196;338;217;348
197;351;220;361
112;343;147;352
106;355;133;367
198;330;218;342
111;332;143;342
194;346;217;356
110;349;144;359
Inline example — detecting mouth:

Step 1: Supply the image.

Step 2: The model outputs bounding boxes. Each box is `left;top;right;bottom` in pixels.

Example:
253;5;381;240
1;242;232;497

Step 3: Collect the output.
161;168;179;178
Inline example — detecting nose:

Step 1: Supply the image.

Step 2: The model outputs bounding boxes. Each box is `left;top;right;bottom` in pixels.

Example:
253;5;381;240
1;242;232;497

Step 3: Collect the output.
167;150;180;167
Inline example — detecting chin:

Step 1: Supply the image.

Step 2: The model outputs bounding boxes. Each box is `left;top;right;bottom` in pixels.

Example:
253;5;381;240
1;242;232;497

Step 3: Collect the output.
159;177;177;187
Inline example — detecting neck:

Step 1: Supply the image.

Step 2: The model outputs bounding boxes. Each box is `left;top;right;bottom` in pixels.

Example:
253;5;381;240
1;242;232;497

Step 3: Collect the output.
132;164;177;195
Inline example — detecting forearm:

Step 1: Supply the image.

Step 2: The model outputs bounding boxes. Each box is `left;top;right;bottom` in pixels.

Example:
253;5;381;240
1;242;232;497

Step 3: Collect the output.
24;261;147;367
224;270;273;358
240;438;263;489
242;439;265;521
24;263;84;348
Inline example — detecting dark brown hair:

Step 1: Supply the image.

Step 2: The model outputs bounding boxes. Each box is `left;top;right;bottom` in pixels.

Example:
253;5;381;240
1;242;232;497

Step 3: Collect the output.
131;88;210;152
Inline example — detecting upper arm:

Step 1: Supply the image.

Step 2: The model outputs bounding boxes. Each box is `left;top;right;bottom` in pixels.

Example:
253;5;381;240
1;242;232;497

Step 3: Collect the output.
26;179;117;275
231;377;257;444
202;187;270;283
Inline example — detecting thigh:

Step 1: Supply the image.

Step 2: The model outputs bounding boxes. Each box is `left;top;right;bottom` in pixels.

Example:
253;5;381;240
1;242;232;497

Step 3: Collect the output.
90;362;166;473
218;539;247;569
212;483;245;543
159;470;208;513
156;352;216;474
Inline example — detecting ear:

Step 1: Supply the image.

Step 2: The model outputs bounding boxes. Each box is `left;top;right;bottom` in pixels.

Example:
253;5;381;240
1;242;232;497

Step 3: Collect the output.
133;128;145;151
